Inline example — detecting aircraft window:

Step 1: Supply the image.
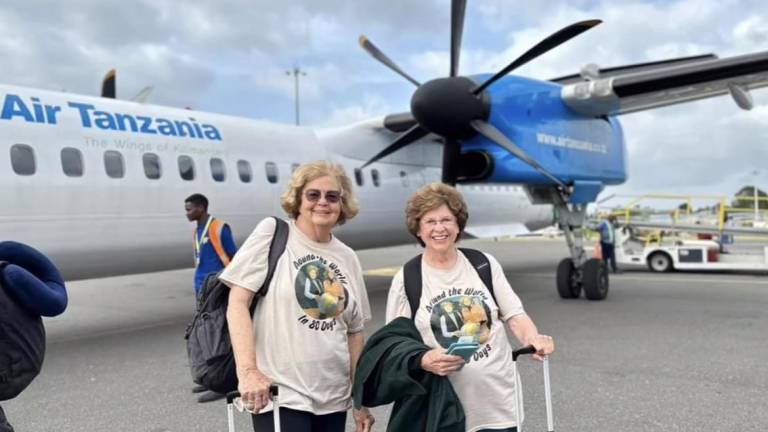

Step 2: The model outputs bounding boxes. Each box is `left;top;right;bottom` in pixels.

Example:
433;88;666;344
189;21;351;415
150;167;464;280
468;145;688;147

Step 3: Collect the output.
10;144;35;175
104;150;125;179
354;168;364;187
400;170;408;187
291;163;300;173
237;160;252;183
265;162;278;184
143;153;162;179
371;169;380;187
210;158;226;182
61;147;84;177
178;155;195;181
264;162;278;183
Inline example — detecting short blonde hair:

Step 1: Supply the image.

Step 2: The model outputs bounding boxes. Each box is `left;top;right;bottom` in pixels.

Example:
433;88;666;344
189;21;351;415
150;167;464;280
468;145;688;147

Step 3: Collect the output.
280;160;359;225
405;182;468;246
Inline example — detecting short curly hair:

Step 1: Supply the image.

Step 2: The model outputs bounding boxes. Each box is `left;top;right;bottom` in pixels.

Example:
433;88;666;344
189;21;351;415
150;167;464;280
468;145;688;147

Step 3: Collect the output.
280;160;359;225
405;182;468;246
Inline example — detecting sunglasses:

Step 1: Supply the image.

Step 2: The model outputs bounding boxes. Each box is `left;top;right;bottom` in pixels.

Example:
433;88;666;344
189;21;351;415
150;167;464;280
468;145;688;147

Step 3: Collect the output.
304;189;342;204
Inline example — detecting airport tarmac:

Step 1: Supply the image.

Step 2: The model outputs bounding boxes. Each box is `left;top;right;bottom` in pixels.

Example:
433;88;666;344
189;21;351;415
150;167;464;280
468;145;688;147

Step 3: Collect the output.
3;238;767;431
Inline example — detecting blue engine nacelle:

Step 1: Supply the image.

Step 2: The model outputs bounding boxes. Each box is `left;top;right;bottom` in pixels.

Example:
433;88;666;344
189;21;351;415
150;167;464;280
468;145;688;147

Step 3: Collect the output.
460;75;627;187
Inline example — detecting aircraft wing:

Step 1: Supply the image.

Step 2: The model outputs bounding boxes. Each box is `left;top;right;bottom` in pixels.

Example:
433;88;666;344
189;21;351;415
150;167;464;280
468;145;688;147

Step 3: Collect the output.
463;222;530;238
550;54;717;85
560;50;768;116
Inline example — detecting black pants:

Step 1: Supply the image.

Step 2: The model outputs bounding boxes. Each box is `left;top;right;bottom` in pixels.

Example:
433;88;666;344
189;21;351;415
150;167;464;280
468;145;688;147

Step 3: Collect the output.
600;241;618;272
251;407;346;432
0;406;14;432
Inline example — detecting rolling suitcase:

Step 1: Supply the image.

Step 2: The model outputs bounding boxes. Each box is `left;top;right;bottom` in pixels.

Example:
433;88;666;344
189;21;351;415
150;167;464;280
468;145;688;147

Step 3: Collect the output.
226;384;280;432
512;346;554;432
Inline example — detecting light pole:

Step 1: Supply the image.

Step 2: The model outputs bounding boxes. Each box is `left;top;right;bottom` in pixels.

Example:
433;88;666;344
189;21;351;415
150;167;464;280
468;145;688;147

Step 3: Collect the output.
286;67;307;125
753;170;760;221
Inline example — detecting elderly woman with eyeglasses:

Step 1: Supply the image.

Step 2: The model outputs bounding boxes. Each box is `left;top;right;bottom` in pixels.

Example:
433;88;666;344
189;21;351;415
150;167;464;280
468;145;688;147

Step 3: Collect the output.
385;182;554;432
222;160;374;432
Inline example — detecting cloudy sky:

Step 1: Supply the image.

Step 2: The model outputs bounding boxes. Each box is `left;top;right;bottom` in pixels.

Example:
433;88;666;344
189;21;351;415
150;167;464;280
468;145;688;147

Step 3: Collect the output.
1;0;766;209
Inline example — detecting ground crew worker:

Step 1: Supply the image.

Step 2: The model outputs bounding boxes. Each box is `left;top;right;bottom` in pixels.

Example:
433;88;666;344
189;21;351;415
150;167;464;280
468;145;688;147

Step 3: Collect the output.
599;214;621;274
184;193;237;403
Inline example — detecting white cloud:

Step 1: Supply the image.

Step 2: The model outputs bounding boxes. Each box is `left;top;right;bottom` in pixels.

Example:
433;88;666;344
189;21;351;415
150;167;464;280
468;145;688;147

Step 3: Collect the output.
1;0;766;199
322;93;395;127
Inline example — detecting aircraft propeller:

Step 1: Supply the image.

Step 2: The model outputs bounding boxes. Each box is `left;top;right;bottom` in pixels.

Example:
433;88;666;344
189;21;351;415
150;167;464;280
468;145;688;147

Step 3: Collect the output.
359;0;600;186
101;69;116;99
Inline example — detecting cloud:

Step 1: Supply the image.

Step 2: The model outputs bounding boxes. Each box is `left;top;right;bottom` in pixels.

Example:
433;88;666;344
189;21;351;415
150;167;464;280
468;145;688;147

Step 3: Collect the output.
0;0;765;199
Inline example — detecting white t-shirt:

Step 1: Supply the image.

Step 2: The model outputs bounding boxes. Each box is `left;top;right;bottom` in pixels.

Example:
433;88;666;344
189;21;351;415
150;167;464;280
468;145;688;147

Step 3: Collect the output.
385;250;526;432
220;217;371;415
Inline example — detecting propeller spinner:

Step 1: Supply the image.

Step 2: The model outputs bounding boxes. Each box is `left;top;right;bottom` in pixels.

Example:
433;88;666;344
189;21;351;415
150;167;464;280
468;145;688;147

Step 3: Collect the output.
359;0;601;186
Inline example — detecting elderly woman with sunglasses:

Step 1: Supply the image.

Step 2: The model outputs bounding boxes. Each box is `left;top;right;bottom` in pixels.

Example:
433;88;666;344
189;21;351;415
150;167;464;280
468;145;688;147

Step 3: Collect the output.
222;161;375;432
385;183;554;432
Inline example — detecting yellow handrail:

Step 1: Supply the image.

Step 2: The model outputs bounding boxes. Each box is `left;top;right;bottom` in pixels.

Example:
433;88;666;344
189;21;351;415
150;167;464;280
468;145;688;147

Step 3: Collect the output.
603;193;766;233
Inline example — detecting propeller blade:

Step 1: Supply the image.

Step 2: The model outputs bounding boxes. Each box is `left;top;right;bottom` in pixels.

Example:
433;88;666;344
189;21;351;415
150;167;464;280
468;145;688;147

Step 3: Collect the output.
359;35;421;87
470;120;566;188
361;125;429;168
101;68;116;98
450;0;467;77
473;19;602;94
131;86;154;103
442;138;461;185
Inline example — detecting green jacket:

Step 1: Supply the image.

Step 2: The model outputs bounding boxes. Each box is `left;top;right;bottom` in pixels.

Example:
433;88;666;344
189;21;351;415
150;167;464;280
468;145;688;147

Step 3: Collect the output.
353;317;465;432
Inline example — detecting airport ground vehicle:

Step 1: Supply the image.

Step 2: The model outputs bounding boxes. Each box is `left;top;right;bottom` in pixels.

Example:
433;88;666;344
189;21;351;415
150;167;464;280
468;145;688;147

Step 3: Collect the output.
614;227;768;273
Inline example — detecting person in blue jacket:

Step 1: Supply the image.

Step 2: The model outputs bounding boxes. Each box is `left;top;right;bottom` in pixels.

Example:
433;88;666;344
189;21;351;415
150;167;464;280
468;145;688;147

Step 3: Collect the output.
184;193;238;403
0;241;68;432
599;215;621;273
184;193;238;296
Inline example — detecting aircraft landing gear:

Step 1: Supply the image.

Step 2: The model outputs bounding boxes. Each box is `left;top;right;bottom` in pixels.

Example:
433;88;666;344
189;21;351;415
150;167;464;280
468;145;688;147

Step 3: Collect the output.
582;257;609;300
556;258;581;298
548;189;609;301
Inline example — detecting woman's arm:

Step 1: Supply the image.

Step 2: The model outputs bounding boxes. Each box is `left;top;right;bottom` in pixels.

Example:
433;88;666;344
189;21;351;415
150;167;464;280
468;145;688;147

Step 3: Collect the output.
348;331;375;432
226;285;272;412
348;331;364;383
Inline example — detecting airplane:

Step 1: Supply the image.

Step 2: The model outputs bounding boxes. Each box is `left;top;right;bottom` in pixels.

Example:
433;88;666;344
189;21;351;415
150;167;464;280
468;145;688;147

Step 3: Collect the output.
0;81;552;281
2;0;768;302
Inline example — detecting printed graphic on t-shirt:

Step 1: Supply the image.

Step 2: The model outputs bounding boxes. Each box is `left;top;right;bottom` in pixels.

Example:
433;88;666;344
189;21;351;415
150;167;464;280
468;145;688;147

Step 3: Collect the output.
294;257;350;321
427;292;493;349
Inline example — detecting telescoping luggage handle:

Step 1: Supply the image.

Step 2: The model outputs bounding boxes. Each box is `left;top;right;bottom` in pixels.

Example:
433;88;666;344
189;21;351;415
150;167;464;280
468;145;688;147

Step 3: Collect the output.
512;346;554;432
226;385;280;432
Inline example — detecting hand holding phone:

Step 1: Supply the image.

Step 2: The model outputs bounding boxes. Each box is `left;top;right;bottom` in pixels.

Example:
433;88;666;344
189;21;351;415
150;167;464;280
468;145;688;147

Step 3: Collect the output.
446;342;480;362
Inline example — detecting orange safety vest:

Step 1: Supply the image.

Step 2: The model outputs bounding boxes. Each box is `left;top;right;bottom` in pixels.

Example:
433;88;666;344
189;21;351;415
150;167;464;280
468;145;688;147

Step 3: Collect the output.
193;218;231;267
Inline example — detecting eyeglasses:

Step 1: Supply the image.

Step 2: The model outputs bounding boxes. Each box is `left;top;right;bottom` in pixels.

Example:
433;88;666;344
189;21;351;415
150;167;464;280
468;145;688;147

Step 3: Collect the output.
304;189;342;204
421;217;457;228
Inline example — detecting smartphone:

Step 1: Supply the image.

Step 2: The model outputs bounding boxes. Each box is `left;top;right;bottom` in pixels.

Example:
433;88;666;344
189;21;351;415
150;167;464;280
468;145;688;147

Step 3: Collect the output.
446;342;480;361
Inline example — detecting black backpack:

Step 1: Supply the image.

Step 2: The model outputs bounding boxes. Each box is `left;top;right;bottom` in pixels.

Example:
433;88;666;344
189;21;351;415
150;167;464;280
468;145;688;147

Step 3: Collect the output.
403;248;494;318
185;217;289;394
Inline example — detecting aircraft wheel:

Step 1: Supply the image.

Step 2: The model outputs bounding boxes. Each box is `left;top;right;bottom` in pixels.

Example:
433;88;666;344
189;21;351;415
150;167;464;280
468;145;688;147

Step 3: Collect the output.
556;258;581;299
583;258;609;301
648;252;673;272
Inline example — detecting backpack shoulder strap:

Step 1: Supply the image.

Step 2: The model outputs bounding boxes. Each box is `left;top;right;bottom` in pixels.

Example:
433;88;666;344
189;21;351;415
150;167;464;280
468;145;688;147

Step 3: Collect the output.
458;248;495;303
403;254;423;319
249;217;289;315
208;219;231;267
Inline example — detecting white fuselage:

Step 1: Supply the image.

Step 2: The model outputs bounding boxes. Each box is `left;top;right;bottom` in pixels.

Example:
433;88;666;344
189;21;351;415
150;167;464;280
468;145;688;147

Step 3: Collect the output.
0;84;552;280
